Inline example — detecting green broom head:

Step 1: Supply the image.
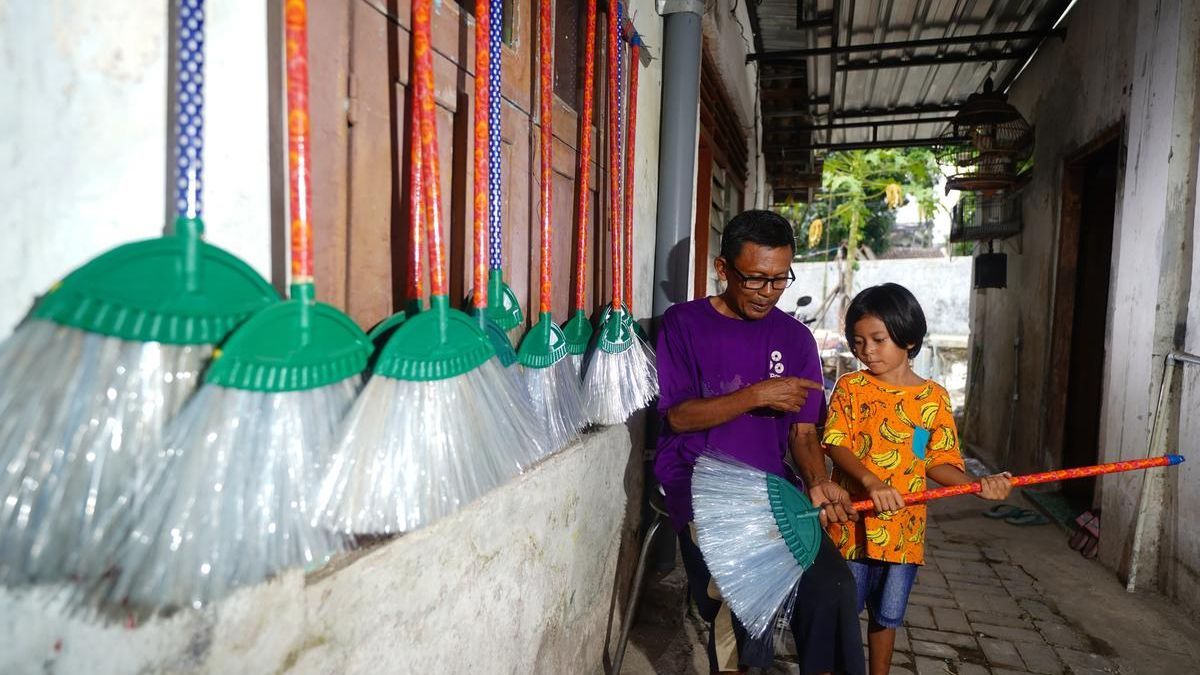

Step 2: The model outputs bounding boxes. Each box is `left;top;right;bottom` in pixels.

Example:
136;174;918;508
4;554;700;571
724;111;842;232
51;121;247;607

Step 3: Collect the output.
518;311;570;368
596;306;633;355
484;268;523;332
32;217;278;345
764;473;823;569
469;305;518;367
373;295;495;381
598;304;649;344
561;309;592;356
204;282;372;391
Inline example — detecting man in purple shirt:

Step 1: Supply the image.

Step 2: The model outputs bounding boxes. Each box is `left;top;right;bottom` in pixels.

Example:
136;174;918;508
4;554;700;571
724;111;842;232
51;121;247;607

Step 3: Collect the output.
655;210;865;674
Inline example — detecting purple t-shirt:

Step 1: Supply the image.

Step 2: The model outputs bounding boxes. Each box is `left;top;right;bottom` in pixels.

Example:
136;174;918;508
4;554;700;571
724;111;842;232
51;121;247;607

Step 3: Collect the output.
653;297;825;531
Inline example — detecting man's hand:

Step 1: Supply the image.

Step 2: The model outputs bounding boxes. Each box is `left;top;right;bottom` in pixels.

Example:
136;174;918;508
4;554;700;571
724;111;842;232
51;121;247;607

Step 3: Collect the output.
753;377;823;413
808;479;858;526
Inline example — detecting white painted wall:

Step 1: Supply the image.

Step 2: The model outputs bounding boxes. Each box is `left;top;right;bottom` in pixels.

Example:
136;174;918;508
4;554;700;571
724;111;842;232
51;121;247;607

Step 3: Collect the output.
0;0;278;336
0;427;633;674
781;257;974;336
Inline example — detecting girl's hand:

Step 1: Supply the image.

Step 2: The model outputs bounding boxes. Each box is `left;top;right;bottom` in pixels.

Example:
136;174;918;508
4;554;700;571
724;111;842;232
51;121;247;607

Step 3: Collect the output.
979;472;1013;500
862;475;906;514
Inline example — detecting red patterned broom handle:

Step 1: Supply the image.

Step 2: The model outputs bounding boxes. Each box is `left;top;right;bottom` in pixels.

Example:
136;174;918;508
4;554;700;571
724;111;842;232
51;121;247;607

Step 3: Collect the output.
622;36;638;313
536;0;554;314
414;0;446;298
606;0;621;310
409;93;425;302
472;0;490;309
573;0;598;312
284;0;313;282
848;455;1185;512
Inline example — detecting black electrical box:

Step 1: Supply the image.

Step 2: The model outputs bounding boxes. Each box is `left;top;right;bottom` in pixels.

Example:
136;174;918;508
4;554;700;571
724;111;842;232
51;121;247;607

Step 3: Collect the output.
975;252;1007;289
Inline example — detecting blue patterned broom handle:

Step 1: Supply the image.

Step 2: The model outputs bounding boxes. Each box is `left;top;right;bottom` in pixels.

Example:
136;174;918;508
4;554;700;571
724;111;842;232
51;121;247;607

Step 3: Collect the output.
175;0;205;220
487;0;504;270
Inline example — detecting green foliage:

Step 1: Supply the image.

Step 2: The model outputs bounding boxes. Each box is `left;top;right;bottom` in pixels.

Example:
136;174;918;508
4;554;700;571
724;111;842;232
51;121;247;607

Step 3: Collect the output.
778;148;942;261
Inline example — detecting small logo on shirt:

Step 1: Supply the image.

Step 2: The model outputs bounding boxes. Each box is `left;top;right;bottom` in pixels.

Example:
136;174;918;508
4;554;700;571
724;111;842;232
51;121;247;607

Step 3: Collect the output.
769;349;785;378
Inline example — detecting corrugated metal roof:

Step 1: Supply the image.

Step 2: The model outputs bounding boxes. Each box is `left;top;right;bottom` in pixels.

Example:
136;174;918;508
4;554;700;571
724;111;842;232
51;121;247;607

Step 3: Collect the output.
750;0;1071;203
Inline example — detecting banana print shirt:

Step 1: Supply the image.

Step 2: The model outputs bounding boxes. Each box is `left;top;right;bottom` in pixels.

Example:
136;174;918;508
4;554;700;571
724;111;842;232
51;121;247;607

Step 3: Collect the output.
822;370;964;565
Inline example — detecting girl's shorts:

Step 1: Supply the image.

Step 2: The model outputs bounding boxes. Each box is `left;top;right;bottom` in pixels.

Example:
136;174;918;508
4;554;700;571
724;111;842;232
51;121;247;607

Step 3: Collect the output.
846;559;919;629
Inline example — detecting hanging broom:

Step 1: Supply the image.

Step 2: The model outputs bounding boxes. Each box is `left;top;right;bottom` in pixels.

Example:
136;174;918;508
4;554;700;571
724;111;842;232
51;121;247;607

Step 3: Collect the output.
465;0;518;367
315;0;549;535
0;0;279;588
465;0;523;334
691;452;1187;639
561;0;601;376
516;0;589;451
582;3;643;425
618;28;658;404
77;0;373;612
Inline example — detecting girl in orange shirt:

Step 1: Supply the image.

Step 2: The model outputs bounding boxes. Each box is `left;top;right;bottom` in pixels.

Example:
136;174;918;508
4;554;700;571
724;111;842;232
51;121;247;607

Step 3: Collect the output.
823;283;1012;675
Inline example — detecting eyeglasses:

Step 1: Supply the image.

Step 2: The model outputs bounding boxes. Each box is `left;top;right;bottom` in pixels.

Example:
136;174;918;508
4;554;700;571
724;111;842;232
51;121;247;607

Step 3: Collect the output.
725;262;795;290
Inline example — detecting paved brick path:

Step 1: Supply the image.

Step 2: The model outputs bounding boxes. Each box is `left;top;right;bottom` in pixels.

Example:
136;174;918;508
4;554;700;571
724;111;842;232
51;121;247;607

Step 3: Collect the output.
623;494;1200;674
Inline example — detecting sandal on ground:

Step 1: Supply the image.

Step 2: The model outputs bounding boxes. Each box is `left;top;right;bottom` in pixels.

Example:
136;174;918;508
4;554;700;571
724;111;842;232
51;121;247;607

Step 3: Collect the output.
1005;510;1050;526
984;504;1025;519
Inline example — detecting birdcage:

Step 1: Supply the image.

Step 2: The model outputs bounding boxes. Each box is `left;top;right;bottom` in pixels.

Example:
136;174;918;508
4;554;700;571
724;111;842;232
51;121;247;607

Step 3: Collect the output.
950;188;1023;242
941;78;1033;193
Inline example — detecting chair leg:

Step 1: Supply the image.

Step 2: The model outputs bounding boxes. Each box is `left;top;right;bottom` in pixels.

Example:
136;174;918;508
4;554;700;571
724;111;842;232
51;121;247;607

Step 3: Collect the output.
612;515;665;674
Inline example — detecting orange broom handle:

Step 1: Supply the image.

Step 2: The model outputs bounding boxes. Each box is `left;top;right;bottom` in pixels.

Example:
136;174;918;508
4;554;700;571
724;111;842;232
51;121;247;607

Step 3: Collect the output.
409;98;425;302
472;0;490;309
573;0;598;312
537;0;554;314
848;455;1186;512
284;0;313;282
606;0;621;310
414;0;446;298
622;35;639;313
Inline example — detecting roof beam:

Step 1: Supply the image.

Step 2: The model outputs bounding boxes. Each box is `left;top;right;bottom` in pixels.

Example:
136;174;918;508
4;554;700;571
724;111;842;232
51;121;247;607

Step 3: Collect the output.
763;116;957;137
747;29;1057;63
763;101;965;120
767;136;966;154
840;50;1024;71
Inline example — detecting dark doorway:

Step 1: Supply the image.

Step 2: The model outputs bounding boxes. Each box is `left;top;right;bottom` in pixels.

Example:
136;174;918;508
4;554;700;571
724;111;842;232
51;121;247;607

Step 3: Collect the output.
1053;136;1120;509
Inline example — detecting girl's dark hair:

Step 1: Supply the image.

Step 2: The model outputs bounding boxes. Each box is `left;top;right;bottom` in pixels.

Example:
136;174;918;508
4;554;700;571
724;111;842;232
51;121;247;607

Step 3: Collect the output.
845;283;927;358
719;209;796;262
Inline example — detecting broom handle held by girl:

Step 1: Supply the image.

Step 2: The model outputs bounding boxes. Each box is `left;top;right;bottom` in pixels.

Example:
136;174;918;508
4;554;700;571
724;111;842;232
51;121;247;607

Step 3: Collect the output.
808;454;1185;516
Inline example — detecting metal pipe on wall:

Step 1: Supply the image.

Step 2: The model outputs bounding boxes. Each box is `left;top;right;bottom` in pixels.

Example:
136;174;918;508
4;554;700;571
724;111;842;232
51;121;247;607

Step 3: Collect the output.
650;0;704;320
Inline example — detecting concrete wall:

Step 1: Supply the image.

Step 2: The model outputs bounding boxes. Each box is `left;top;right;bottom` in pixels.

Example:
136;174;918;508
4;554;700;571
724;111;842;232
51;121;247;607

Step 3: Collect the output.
963;0;1136;474
0;0;279;337
781;257;973;336
962;0;1200;614
0;426;636;675
701;0;769;211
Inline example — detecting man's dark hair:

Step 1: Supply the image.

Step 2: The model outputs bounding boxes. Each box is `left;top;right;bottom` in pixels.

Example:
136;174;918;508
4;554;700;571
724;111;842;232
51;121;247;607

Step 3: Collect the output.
719;209;797;262
845;283;927;358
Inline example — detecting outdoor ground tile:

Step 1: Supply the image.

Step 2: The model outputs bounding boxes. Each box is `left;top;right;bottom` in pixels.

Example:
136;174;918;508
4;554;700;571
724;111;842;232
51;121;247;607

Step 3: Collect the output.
954;663;991;675
978;637;1025;669
1053;647;1118;673
1034;621;1089;650
907;605;938;629
966;611;1035;630
909;592;961;609
908;627;979;650
933;607;972;633
1013;642;1063;675
1016;599;1062;623
913;640;962;659
972;623;1045;645
915;656;954;675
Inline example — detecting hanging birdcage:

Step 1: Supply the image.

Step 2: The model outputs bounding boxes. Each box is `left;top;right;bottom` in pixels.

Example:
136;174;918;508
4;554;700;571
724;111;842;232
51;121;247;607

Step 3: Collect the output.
940;78;1033;193
950;188;1023;242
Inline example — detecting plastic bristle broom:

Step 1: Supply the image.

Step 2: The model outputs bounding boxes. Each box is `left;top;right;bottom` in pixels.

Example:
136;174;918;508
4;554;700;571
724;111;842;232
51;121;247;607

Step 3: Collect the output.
618;30;658;403
465;0;522;333
515;0;589;452
562;0;601;375
315;0;549;536
466;0;518;368
582;4;644;425
691;452;1186;640
78;0;371;613
0;0;278;588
